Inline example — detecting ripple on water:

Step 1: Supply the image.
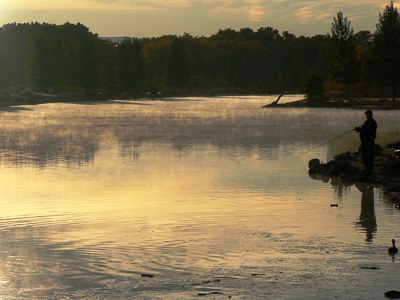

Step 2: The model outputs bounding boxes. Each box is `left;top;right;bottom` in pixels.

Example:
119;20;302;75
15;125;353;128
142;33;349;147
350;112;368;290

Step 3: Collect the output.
0;98;399;298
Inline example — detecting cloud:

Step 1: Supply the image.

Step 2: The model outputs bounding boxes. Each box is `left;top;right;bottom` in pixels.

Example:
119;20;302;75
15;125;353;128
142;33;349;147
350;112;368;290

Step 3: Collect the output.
2;0;389;18
275;1;385;26
201;0;387;23
1;0;392;36
245;1;268;22
204;0;268;22
248;5;266;22
0;0;193;12
290;2;332;23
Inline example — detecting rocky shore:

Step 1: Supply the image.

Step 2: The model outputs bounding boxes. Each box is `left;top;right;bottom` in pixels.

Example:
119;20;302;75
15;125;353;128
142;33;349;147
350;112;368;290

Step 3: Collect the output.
308;142;400;204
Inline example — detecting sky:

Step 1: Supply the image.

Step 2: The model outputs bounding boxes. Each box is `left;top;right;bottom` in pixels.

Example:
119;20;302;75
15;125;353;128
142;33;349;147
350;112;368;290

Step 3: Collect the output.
0;0;393;38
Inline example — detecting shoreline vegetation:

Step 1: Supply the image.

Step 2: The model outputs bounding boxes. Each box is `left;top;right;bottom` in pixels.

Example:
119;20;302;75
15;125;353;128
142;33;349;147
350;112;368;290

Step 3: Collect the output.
1;2;400;107
0;88;130;107
3;89;400;110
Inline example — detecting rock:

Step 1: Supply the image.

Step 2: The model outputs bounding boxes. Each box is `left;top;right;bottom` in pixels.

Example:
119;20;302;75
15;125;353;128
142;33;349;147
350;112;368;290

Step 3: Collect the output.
198;292;223;296
390;197;400;207
384;156;400;173
328;159;359;174
385;290;400;299
353;170;370;182
308;158;321;170
308;171;330;183
308;158;329;175
375;144;383;154
309;158;359;179
326;166;341;177
387;141;400;148
309;143;400;195
359;266;380;270
334;151;352;160
340;174;357;183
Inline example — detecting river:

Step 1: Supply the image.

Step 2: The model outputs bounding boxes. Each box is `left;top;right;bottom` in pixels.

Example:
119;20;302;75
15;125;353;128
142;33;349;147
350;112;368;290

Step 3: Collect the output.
0;96;399;299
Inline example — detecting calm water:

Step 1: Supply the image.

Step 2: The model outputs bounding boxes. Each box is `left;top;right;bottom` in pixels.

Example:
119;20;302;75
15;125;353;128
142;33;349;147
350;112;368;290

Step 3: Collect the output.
0;96;399;299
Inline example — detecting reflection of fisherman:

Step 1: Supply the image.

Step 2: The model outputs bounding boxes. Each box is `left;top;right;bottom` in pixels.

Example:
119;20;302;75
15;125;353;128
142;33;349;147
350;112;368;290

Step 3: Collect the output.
356;184;377;242
355;110;377;174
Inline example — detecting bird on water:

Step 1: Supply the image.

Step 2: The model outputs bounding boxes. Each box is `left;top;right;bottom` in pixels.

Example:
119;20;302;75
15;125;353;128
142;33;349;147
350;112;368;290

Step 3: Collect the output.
388;239;398;254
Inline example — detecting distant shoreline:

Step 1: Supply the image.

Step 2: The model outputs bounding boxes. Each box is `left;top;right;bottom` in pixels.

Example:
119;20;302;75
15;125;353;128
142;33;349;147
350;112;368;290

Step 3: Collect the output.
262;98;400;109
0;92;148;108
0;92;291;108
2;93;400;110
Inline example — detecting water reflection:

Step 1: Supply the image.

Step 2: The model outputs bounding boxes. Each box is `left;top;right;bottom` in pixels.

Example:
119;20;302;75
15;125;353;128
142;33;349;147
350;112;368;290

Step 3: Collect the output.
0;97;375;168
311;178;377;242
356;184;377;242
332;182;351;200
0;125;98;168
0;223;107;298
0;97;399;298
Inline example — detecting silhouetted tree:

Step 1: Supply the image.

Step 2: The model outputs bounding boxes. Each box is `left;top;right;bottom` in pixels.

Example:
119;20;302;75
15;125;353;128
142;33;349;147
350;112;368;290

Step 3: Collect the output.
77;38;98;89
130;39;145;92
330;11;360;99
373;1;400;101
31;35;64;90
302;70;325;103
165;37;189;89
353;31;374;97
117;39;134;91
0;22;348;97
101;59;117;91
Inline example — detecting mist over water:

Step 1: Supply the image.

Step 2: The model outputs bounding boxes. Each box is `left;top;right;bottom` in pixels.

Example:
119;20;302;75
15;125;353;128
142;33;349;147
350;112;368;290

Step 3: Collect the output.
0;96;399;299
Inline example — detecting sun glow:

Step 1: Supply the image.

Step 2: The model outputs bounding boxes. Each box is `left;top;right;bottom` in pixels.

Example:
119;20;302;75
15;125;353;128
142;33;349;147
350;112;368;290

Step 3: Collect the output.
0;0;392;44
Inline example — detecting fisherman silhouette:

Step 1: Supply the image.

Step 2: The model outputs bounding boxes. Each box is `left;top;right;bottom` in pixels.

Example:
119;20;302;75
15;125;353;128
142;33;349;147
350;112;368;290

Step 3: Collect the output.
355;110;377;175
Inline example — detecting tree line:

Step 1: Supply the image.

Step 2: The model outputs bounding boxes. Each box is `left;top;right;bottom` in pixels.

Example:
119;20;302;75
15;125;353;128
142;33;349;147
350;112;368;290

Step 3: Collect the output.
0;1;399;101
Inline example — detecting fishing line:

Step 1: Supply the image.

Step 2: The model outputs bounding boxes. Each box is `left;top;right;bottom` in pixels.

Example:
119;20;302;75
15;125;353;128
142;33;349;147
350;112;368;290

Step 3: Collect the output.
297;128;356;157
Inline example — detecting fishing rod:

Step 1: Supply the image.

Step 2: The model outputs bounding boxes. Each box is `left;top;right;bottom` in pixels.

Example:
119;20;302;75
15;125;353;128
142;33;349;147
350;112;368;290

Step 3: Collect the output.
297;128;356;157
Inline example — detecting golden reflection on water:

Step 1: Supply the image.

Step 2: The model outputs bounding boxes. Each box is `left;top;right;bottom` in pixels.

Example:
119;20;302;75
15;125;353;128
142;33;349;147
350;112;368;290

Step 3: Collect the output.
0;97;400;298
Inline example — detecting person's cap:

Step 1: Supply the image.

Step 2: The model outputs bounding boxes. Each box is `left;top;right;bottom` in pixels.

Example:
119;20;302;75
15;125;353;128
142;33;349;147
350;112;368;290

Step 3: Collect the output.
365;110;373;115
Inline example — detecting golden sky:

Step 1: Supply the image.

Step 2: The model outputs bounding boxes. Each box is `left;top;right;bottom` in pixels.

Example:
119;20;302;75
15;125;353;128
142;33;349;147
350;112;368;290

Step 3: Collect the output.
0;0;390;37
